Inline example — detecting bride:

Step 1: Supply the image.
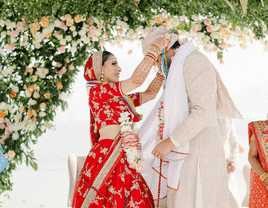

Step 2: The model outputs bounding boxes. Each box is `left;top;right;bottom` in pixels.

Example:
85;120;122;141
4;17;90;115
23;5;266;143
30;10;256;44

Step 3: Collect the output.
72;33;177;207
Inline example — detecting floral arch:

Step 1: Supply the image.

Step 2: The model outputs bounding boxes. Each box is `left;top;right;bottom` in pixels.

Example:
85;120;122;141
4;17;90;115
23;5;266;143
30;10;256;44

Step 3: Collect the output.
0;0;267;193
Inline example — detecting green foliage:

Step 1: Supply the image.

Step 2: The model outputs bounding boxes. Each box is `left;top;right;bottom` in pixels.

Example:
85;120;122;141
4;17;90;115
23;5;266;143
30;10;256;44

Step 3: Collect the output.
0;0;267;38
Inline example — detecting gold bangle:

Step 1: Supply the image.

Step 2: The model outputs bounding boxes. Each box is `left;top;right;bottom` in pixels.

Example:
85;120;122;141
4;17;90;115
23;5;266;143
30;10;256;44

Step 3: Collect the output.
156;71;165;80
151;43;160;51
147;45;160;55
260;172;268;182
144;55;156;64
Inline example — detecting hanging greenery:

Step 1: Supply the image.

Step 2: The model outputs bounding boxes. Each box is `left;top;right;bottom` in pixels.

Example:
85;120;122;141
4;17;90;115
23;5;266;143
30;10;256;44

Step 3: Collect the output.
0;0;267;194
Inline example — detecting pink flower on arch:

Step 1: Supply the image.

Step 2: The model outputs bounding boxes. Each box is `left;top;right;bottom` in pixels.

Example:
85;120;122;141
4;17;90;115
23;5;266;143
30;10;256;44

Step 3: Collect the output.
5;118;11;127
213;47;219;52
69;64;75;70
56;63;62;68
206;26;213;33
4;43;15;52
5;127;11;135
54;31;60;37
99;39;106;47
58;67;67;75
98;24;105;30
220;42;228;49
191;24;202;32
60;21;65;29
89;25;97;32
87;31;95;38
204;19;212;26
0;134;8;144
17;22;24;31
10;30;19;37
87;18;93;25
58;46;65;53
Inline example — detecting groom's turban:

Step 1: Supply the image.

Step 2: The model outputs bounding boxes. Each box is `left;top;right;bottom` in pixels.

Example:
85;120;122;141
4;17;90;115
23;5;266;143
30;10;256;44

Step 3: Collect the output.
142;27;179;55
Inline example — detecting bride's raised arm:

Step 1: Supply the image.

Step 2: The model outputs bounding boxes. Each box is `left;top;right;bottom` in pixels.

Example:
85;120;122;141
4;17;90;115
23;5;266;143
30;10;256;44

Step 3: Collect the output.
140;66;165;104
121;34;170;94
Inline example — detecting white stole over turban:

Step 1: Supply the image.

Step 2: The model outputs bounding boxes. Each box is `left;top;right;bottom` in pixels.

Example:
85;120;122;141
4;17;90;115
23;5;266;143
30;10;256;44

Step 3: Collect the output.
139;41;197;199
142;27;179;55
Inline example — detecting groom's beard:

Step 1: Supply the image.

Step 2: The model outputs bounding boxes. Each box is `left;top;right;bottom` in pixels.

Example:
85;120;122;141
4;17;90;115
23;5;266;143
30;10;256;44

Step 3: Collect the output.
167;58;172;68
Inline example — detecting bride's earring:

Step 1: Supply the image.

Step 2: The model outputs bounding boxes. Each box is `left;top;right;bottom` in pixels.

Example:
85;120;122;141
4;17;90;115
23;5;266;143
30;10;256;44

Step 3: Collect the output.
100;72;104;82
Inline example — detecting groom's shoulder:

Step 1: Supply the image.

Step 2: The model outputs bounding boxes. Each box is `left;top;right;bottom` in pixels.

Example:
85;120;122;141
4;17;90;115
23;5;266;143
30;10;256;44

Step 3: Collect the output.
185;50;208;63
184;50;213;68
183;50;215;76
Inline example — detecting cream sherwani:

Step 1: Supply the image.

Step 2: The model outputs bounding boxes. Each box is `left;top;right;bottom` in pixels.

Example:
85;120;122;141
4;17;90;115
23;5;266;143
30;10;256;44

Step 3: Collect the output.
218;117;241;208
168;50;230;208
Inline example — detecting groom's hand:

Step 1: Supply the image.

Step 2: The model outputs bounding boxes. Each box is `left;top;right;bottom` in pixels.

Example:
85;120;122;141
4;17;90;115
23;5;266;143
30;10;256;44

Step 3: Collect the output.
152;138;174;159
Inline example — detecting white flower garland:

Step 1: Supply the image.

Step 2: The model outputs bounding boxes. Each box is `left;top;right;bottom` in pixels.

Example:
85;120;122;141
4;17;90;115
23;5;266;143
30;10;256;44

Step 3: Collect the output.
119;112;144;172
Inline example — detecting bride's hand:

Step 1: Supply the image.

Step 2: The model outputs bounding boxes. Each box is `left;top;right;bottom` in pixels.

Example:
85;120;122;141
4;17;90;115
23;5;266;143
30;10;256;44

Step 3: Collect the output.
227;162;235;173
153;32;172;51
152;138;174;159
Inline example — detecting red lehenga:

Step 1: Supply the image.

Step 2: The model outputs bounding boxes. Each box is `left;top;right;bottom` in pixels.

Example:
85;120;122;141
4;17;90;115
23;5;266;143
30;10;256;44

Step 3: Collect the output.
72;81;155;208
249;120;268;208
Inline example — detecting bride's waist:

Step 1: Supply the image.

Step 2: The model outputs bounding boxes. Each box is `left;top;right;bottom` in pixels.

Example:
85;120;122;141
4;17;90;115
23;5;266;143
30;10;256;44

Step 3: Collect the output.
99;125;121;141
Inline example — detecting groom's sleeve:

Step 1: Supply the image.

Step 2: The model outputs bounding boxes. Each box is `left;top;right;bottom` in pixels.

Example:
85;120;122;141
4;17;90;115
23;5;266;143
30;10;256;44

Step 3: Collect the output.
170;51;217;147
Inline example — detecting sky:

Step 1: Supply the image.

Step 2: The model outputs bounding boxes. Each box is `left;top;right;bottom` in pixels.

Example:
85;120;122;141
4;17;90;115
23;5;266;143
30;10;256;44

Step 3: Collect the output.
0;40;267;207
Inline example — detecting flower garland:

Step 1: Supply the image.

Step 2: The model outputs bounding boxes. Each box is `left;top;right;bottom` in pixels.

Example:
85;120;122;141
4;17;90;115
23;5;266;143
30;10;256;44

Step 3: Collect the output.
153;14;268;63
156;101;165;208
156;102;165;144
119;112;144;172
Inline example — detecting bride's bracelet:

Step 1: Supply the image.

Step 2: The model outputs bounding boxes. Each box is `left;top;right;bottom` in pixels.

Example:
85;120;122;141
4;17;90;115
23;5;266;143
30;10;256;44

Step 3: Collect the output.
144;44;161;63
156;71;165;81
260;172;268;182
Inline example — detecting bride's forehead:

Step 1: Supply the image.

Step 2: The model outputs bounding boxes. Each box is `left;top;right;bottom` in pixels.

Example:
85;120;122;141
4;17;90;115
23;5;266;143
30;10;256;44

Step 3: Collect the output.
108;55;117;62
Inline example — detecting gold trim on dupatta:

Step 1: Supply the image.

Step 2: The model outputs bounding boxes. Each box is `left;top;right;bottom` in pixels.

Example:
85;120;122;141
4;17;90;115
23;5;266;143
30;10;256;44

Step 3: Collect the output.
92;51;103;80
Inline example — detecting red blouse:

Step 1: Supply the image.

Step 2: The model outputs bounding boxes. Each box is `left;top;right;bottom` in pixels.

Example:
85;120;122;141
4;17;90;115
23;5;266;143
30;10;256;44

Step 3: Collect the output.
89;82;142;131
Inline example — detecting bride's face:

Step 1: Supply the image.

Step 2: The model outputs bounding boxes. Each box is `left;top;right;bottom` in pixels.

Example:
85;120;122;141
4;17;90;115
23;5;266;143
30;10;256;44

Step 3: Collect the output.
102;55;122;83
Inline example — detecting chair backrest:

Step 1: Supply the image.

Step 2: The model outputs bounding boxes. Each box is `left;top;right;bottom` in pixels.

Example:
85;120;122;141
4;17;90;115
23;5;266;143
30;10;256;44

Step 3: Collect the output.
67;153;87;207
76;155;87;176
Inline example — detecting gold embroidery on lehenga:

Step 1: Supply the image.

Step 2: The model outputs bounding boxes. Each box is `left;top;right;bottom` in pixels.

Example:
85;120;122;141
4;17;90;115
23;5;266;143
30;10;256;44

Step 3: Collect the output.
88;152;96;158
119;172;126;182
100;147;108;154
127;196;144;208
77;181;85;196
84;166;93;178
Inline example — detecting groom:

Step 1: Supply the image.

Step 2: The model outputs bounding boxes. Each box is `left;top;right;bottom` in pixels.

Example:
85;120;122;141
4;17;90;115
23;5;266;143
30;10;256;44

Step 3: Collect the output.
139;27;242;208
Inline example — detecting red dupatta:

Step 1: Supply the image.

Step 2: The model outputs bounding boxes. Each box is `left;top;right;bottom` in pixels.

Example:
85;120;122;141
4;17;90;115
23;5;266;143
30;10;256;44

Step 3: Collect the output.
84;53;101;146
